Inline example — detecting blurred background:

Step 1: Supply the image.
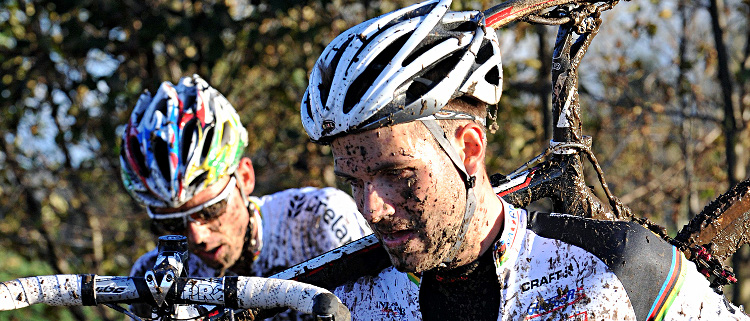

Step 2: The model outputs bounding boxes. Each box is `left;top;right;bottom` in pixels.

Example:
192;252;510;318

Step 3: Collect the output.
1;0;749;319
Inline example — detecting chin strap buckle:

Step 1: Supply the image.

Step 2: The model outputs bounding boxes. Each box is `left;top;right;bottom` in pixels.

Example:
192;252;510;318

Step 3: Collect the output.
466;175;476;189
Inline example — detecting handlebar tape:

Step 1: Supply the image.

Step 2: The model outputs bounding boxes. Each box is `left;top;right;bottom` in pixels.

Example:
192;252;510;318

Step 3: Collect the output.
0;275;350;321
0;275;84;310
218;277;350;320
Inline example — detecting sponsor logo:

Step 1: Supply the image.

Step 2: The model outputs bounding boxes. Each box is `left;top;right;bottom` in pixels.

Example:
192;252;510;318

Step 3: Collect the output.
525;287;585;319
96;284;129;294
323;208;351;243
187;282;223;301
568;311;588;320
375;301;408;318
520;270;568;292
306;199;353;243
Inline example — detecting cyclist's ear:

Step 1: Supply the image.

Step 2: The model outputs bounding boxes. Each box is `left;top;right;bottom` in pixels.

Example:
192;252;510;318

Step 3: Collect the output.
236;157;256;196
454;122;486;176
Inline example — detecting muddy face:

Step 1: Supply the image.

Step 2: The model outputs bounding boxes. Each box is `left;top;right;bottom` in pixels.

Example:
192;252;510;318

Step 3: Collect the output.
155;176;251;271
332;122;466;272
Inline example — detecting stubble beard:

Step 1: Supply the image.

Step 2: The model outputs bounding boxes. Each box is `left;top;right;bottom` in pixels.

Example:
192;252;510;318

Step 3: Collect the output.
384;207;464;273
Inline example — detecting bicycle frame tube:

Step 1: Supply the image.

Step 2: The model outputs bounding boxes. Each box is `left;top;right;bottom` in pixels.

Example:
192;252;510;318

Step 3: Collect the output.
492;3;631;220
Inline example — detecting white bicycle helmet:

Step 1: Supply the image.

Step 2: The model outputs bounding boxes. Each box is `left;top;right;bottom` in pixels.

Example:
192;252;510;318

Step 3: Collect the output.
301;0;503;268
301;0;502;143
120;75;248;210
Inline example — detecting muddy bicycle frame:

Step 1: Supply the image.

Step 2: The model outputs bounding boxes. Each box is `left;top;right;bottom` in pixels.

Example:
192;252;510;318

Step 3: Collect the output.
489;0;630;222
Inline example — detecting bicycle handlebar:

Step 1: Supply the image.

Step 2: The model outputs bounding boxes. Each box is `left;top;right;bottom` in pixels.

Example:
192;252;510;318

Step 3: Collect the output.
0;274;350;320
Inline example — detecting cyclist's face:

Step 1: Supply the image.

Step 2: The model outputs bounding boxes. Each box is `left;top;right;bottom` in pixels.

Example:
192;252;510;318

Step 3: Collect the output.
332;122;465;272
153;175;251;271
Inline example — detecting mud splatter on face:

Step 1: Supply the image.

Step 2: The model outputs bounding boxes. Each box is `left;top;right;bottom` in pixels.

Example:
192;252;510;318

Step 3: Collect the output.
332;123;466;272
185;186;251;272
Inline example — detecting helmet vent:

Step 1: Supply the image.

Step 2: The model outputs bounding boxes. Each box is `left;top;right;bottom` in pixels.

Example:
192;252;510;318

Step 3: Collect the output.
402;34;439;67
476;39;493;64
343;32;411;114
126;136;150;178
403;51;462;106
219;121;232;146
201;126;215;163
319;36;355;107
444;20;477;32
181;117;198;164
485;65;500;86
189;171;208;188
155;96;169;116
304;93;314;121
153;137;171;183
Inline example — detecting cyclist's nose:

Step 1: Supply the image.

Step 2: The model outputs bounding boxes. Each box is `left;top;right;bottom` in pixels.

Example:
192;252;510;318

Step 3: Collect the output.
186;221;212;245
362;183;394;224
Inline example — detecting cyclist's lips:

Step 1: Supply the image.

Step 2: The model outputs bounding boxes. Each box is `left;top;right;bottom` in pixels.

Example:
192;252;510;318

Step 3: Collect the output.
197;245;223;261
378;229;415;248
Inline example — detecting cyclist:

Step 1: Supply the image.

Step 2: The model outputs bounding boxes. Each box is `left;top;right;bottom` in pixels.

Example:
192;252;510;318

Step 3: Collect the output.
120;74;371;319
300;0;749;319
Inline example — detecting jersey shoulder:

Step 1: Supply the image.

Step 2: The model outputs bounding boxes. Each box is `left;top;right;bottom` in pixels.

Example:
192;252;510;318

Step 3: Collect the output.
252;187;358;220
525;212;681;320
253;187;371;276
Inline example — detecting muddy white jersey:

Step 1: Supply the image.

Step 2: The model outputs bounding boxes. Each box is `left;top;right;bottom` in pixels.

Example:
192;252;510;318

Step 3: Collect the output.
130;187;372;319
497;201;746;320
334;266;421;320
334;199;748;320
250;187;372;276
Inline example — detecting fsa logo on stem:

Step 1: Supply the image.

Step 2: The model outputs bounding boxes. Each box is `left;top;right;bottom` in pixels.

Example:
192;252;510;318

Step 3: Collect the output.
96;285;128;294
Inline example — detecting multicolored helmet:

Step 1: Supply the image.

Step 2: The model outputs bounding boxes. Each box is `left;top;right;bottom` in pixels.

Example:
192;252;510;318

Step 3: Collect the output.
301;0;503;143
120;75;248;209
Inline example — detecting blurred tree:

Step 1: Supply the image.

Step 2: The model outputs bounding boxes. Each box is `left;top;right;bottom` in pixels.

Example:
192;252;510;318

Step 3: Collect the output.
0;0;748;319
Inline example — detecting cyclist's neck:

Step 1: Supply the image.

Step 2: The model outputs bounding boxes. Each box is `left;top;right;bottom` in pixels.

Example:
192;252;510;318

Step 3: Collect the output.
451;174;505;267
226;205;263;277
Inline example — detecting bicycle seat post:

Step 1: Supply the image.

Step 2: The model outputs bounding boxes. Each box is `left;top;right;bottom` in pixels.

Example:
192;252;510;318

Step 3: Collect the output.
551;14;601;147
544;8;623;220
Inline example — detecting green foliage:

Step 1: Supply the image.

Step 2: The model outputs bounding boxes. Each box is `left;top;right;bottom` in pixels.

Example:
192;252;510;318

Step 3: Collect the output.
1;0;750;319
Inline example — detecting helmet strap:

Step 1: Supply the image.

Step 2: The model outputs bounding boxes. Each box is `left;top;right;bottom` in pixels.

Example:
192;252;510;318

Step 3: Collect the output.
235;174;263;262
420;119;477;268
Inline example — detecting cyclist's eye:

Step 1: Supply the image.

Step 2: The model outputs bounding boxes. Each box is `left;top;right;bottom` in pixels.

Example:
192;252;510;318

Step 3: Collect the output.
153;218;187;233
383;168;415;180
193;199;229;221
338;175;362;189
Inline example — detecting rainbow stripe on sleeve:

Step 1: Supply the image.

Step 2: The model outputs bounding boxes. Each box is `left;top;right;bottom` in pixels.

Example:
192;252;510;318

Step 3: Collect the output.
645;246;687;321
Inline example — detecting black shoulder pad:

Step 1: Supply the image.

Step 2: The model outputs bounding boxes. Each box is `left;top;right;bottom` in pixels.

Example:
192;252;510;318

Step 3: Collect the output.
526;212;678;320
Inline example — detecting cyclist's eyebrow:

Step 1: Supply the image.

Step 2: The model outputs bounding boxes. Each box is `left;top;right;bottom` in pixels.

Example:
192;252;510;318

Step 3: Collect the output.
334;160;410;179
368;161;410;174
334;171;355;180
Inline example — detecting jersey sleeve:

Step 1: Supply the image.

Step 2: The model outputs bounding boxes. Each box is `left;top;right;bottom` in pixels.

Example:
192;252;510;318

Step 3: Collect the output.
661;257;748;320
525;211;749;320
254;187;372;276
